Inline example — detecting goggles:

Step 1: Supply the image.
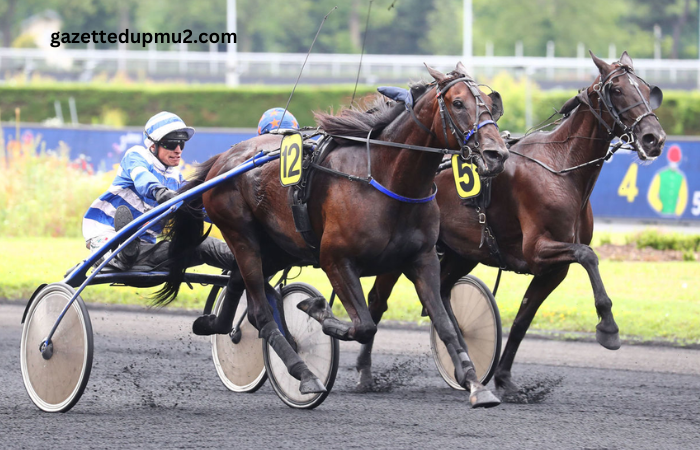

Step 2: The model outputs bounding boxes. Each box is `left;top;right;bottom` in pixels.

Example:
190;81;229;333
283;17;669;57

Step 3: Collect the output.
159;139;186;151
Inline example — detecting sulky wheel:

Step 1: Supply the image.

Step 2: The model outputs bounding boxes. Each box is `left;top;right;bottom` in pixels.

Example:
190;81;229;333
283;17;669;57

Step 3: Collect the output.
263;282;339;409
20;283;93;412
211;288;267;393
430;275;502;389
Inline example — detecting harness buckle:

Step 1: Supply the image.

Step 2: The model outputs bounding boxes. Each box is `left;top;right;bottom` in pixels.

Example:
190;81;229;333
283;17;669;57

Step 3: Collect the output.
620;133;634;145
478;212;486;224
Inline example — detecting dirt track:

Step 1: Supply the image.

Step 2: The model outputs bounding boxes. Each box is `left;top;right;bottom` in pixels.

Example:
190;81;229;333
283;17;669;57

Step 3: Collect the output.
2;301;699;449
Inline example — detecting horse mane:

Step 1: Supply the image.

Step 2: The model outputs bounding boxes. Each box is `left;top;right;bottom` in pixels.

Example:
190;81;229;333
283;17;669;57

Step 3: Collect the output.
314;81;434;138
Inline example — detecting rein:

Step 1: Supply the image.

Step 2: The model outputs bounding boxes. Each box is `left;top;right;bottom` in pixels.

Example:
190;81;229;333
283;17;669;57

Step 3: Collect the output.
509;140;629;175
510;63;661;175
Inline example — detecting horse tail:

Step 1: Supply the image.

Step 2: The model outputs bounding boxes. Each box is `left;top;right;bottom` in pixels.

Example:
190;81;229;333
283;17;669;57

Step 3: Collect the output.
153;154;221;306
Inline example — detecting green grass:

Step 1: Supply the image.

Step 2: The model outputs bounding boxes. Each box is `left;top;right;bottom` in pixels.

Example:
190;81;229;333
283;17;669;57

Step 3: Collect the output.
2;237;699;343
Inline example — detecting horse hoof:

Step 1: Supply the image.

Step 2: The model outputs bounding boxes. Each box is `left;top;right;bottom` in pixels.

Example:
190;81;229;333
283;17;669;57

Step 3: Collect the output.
596;327;621;350
192;314;231;336
299;376;327;394
495;374;520;396
469;387;501;409
297;296;330;322
356;368;373;389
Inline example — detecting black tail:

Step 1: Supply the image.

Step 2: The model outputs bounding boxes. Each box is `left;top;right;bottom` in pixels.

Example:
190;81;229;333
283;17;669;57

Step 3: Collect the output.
153;154;221;306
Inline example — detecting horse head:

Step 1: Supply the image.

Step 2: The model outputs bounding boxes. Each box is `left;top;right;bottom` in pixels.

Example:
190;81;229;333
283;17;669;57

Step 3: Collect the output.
589;51;666;160
424;62;509;178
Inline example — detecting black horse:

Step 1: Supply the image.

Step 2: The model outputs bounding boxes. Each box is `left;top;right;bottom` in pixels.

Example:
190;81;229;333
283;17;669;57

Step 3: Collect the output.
157;63;509;407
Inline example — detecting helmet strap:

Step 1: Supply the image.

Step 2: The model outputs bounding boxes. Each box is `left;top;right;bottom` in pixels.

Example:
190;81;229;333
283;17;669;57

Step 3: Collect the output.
144;130;173;167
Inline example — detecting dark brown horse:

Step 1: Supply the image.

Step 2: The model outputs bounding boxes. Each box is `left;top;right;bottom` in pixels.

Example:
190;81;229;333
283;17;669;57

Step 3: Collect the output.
158;63;509;407
361;52;666;396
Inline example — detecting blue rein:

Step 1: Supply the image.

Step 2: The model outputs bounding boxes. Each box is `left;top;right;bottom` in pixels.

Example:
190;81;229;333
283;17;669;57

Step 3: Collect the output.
369;179;437;203
463;120;499;145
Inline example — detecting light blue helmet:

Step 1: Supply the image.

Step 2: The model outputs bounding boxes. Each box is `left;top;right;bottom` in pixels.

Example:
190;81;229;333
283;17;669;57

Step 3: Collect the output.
257;108;299;135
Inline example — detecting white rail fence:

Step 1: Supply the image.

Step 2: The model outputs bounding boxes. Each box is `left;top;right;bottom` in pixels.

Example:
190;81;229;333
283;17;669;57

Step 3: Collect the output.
1;47;699;87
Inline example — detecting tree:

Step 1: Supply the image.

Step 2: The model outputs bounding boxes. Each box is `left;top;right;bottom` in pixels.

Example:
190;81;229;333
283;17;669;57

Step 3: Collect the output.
421;0;657;58
627;0;699;58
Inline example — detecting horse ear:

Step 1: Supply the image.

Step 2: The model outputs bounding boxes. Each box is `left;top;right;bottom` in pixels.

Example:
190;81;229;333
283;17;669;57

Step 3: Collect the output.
649;85;663;110
425;63;446;83
619;51;633;68
455;61;470;77
488;91;504;121
558;95;581;116
589;50;610;75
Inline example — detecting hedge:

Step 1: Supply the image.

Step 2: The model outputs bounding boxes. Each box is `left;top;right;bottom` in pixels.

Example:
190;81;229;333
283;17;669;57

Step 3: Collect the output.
0;78;697;134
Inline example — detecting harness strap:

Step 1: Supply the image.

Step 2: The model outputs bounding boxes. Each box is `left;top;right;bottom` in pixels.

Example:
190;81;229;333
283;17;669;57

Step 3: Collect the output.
369;179;437;203
463;120;499;144
330;134;461;155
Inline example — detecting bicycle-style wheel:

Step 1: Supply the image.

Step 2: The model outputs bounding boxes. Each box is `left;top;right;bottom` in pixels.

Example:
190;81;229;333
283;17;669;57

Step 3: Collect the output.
211;288;267;393
263;282;339;409
430;275;502;389
20;283;93;412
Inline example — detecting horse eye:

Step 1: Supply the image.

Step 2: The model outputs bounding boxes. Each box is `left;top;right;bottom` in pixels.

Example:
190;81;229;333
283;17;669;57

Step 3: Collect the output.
452;100;464;108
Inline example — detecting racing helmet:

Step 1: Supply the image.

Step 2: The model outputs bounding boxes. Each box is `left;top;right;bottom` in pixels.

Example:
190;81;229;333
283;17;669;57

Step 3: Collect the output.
257;108;299;135
143;112;195;148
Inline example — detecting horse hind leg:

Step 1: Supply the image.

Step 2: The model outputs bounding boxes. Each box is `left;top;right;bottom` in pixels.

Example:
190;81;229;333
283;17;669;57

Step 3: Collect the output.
192;268;245;336
233;237;325;394
494;267;569;396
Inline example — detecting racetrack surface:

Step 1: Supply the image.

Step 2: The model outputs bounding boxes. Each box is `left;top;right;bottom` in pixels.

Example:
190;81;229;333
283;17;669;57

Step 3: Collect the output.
2;302;699;449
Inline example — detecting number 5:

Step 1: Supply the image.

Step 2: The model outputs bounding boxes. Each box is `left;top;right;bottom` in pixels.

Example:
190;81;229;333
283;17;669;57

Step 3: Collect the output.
692;191;700;216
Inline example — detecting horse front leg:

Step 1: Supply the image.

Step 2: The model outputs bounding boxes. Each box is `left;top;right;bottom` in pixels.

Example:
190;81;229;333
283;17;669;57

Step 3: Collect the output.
298;257;377;343
494;267;569;395
527;238;620;350
405;250;500;408
439;249;479;355
355;271;402;388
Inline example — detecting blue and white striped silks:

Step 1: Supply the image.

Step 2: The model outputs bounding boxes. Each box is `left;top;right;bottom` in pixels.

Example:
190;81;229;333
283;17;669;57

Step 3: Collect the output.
82;146;183;244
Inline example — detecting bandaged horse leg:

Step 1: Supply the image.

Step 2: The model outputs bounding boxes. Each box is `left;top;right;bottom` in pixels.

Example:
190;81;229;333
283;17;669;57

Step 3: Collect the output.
225;238;325;394
405;250;500;408
304;256;377;344
258;321;326;394
354;271;400;388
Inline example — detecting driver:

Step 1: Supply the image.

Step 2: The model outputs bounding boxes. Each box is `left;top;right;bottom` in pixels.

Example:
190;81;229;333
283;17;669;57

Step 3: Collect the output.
82;111;234;272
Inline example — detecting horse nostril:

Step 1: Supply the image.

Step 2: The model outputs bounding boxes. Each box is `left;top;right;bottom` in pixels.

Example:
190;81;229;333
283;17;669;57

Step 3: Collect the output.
484;150;502;161
642;133;657;148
